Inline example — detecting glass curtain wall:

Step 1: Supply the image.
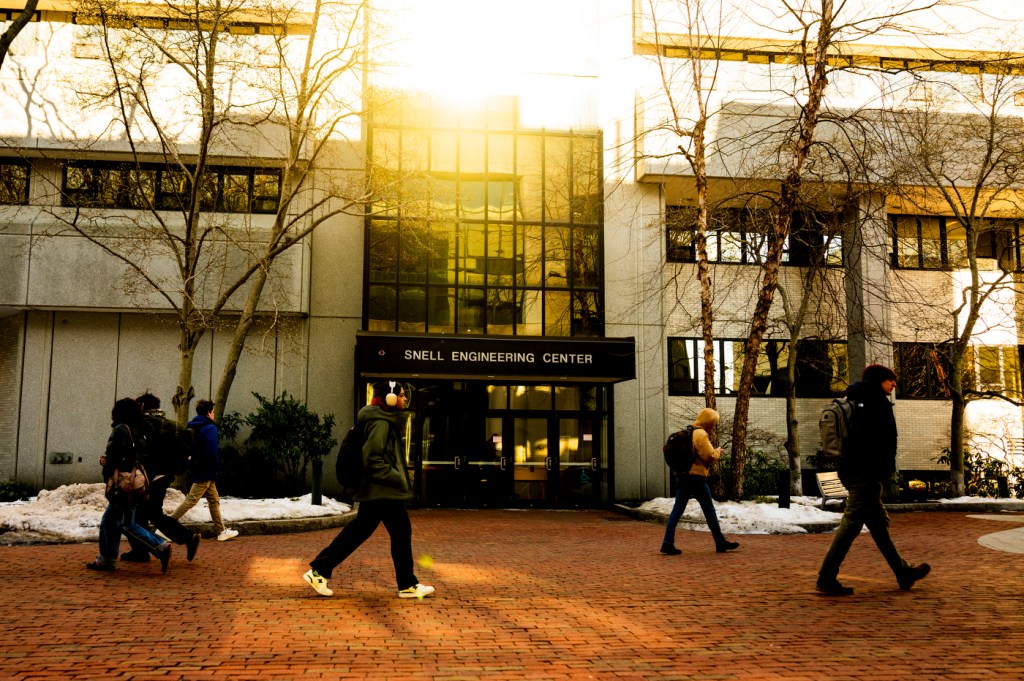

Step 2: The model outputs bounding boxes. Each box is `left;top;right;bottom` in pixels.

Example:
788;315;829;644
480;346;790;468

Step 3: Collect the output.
365;92;603;337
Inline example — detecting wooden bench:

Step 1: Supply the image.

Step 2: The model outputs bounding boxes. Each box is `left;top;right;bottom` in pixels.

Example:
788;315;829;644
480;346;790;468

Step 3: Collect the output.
816;471;849;510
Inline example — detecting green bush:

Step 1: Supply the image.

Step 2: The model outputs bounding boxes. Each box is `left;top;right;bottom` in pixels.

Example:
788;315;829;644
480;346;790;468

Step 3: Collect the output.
714;449;789;499
935;448;1024;499
0;479;39;502
243;391;337;496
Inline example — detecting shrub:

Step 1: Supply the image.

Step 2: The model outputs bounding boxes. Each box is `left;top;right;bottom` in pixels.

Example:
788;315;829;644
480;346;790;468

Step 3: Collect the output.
0;479;39;502
244;391;337;496
714;449;789;500
935;448;1024;499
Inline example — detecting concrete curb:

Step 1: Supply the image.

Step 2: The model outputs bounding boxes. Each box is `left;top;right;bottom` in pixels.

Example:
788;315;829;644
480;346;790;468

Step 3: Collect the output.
181;509;356;540
611;499;1024;534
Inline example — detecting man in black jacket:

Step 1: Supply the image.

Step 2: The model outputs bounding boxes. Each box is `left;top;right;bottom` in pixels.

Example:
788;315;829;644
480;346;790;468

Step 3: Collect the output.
121;393;201;563
816;364;931;596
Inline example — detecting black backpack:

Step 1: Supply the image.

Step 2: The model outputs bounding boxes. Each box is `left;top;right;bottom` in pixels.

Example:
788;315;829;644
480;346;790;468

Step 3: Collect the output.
663;426;698;474
335;422;366;490
140;413;185;478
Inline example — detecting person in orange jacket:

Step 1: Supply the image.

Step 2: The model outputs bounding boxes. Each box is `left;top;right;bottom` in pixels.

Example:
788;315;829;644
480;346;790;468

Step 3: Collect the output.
661;407;739;555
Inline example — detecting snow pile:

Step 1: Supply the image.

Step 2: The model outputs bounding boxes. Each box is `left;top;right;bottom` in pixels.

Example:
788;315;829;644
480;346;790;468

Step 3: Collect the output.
637;496;842;534
0;483;351;545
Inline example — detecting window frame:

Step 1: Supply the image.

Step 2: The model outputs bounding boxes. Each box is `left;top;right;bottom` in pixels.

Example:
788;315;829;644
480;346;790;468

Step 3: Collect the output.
667;207;843;267
0;160;30;205
890;215;1023;272
60;161;281;214
667;336;848;397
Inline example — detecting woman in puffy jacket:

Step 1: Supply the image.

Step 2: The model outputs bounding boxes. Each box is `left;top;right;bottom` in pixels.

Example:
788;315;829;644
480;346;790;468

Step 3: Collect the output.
660;407;740;555
86;397;171;573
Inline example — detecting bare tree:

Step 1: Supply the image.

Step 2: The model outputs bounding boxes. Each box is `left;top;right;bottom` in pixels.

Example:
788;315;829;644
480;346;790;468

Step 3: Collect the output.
881;55;1024;495
643;0;727;410
44;0;370;425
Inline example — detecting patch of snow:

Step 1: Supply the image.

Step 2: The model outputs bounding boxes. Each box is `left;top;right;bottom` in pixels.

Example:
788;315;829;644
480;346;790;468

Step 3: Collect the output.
0;483;350;545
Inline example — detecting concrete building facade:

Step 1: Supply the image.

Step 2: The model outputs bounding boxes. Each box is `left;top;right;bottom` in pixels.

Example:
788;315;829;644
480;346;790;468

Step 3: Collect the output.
2;0;1022;504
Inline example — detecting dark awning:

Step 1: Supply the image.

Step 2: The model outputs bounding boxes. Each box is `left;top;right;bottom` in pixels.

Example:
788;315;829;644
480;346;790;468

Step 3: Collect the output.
355;332;636;383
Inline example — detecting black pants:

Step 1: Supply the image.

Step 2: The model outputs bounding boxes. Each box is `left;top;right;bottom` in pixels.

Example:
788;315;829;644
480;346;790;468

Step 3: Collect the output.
310;499;417;590
127;475;193;555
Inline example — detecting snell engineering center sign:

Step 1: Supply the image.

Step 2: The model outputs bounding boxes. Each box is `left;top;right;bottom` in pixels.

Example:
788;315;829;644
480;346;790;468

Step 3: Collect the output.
355;332;636;383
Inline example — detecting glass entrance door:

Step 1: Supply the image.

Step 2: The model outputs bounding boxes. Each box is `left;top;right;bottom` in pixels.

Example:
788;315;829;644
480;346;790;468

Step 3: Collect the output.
409;381;609;507
556;417;605;506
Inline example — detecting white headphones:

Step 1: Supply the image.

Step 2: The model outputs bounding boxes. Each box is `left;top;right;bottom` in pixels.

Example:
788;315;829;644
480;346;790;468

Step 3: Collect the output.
385;380;400;407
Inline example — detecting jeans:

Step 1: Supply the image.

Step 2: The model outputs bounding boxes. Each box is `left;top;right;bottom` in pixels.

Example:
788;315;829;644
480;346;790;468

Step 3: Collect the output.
97;500;168;565
126;476;193;555
170;480;225;534
662;474;730;548
818;475;909;580
310;499;418;590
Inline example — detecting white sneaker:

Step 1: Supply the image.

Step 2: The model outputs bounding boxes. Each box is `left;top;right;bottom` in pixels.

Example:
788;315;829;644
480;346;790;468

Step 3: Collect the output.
398;583;435;599
303;569;333;597
217;528;239;542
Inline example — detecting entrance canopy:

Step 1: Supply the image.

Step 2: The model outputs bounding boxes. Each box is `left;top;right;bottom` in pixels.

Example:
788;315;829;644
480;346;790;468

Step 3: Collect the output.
355;332;636;383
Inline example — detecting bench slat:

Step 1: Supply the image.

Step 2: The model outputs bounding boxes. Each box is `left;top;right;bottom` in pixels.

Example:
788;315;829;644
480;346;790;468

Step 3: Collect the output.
815;471;849;510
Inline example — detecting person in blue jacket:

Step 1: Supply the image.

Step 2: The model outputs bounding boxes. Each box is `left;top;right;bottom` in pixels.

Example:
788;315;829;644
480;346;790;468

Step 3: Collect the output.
303;379;435;599
169;399;239;542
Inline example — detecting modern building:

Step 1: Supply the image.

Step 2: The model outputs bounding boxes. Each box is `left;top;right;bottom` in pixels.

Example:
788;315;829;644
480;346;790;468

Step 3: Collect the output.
1;0;1021;506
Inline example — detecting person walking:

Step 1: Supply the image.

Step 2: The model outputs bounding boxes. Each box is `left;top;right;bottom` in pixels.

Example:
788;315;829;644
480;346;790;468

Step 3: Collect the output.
660;407;740;555
816;364;931;595
120;393;202;564
303;379;434;599
169;400;239;542
86;398;172;573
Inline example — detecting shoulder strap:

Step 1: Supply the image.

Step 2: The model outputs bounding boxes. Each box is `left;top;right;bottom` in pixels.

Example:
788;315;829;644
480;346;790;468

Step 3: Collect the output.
115;423;135;448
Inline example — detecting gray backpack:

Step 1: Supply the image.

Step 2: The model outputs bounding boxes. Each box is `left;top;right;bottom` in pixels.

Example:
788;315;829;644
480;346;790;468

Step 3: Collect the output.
818;397;855;458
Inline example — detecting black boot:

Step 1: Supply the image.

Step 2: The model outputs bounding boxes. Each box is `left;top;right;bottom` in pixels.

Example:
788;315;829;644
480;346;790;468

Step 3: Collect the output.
660;543;682;555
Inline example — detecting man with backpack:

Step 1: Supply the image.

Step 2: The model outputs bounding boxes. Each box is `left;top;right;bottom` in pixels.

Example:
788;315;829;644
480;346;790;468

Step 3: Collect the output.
816;364;931;595
120;393;201;564
660;407;739;555
169;399;239;542
303;379;434;599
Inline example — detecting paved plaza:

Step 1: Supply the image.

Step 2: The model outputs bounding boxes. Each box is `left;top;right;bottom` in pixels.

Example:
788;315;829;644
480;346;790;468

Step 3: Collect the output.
1;509;1022;680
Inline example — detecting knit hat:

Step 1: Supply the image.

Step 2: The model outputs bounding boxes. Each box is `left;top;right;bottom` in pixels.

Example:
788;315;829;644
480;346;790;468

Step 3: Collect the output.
862;364;897;384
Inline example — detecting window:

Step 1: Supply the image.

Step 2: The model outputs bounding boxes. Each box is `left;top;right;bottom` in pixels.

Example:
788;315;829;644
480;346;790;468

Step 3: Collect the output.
365;92;602;337
0;161;29;204
893;343;955;398
976;346;1020;397
667;207;842;266
667;337;848;397
61;162;281;214
891;215;1023;271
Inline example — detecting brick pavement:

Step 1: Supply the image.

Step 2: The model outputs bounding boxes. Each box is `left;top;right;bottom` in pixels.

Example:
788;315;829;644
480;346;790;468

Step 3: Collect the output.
0;509;1022;680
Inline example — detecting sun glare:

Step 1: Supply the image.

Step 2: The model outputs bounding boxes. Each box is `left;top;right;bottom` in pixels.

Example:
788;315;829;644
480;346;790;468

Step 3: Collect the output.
377;0;596;102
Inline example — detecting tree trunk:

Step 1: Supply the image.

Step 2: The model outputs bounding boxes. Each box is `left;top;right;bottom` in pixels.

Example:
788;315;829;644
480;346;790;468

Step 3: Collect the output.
947;357;967;497
214;266;270;419
172;324;202;427
0;0;38;71
783;344;802;495
727;0;833;499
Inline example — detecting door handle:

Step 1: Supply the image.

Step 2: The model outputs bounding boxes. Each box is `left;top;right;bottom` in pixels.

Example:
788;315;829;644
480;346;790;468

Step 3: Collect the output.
545;456;552;471
500;456;508;471
591;457;598;471
454;456;461;470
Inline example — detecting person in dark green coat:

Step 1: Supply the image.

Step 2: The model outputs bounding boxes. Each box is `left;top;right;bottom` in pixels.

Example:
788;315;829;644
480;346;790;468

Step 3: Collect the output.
303;380;435;599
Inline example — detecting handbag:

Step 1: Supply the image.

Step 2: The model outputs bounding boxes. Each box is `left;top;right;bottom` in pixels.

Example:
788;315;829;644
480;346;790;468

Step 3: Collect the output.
104;425;150;502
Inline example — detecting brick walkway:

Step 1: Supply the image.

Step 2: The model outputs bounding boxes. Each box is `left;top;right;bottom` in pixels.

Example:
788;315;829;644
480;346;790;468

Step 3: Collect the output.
1;509;1022;680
